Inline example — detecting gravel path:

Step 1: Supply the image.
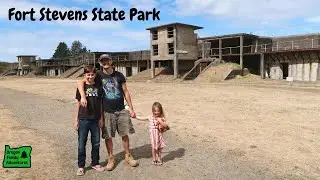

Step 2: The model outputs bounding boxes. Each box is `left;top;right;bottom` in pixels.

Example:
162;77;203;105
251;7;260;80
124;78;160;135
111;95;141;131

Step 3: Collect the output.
0;87;282;180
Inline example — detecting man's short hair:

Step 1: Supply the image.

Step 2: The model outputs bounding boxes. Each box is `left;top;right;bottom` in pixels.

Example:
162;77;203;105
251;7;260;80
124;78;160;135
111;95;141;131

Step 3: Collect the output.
84;65;96;73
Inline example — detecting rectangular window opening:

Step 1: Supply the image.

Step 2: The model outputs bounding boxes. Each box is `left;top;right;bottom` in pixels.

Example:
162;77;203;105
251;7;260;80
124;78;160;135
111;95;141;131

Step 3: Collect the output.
167;27;174;38
153;45;158;56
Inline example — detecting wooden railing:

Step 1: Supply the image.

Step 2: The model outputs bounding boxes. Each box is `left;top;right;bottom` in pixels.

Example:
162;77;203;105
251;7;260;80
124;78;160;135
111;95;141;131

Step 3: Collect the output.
199;38;320;57
35;58;95;67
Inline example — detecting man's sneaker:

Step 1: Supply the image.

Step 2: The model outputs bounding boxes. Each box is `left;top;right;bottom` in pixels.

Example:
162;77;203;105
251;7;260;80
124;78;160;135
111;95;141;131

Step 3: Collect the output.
105;155;115;171
125;153;138;167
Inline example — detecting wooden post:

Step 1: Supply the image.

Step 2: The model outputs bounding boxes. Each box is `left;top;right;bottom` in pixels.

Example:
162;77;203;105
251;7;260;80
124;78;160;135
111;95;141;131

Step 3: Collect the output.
260;53;265;79
173;25;178;78
240;36;243;70
219;38;222;60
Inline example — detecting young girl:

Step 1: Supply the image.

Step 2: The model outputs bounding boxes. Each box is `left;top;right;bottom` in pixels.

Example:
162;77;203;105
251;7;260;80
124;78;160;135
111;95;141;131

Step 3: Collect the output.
135;102;169;165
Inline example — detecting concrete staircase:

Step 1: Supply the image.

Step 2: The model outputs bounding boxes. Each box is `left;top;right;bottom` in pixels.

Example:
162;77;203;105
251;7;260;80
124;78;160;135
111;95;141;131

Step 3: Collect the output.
60;65;84;78
0;68;16;76
69;67;84;79
194;63;242;82
0;69;11;76
182;58;220;80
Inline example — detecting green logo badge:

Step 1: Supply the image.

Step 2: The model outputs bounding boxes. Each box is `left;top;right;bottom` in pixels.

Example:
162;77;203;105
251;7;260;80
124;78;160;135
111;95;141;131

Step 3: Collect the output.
2;145;32;168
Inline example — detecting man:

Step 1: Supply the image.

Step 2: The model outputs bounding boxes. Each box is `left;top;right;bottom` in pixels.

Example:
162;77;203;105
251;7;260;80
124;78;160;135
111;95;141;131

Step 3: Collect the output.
77;54;138;171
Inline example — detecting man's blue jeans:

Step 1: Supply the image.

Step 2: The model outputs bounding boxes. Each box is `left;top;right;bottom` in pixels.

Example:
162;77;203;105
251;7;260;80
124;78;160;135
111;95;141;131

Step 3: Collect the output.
78;119;100;168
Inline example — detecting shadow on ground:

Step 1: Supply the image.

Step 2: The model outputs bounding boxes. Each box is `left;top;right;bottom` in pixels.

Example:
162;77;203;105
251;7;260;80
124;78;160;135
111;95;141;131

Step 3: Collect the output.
84;145;186;171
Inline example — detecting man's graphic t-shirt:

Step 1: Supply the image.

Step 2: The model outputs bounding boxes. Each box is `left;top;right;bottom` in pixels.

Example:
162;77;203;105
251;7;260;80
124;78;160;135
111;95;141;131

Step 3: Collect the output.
75;83;102;120
95;70;126;113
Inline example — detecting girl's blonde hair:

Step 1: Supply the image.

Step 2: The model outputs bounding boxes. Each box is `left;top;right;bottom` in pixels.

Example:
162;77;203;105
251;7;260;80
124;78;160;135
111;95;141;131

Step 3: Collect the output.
152;102;165;118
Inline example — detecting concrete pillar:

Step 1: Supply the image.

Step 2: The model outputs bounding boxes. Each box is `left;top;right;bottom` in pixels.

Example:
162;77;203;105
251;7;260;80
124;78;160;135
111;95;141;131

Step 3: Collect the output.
202;41;205;59
149;30;155;78
255;40;258;53
240;36;243;70
260;53;265;79
151;60;155;78
219;38;222;60
311;59;318;82
132;66;138;76
304;59;310;81
317;62;320;80
296;58;303;81
173;25;178;78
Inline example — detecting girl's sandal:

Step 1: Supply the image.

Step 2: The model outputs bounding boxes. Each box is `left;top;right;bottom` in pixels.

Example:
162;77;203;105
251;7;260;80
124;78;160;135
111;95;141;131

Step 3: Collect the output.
152;160;157;165
76;168;85;176
157;159;163;165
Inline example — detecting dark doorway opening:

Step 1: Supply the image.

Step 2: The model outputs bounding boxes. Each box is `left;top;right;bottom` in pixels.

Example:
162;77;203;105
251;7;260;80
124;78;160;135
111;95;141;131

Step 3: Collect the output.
281;63;289;79
126;67;132;77
55;69;59;76
140;67;147;72
243;55;260;75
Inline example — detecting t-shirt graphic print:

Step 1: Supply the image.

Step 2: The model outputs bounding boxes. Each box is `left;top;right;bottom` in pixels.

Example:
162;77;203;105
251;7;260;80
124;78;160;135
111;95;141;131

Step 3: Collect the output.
95;70;126;113
102;77;122;100
75;83;102;120
86;87;99;97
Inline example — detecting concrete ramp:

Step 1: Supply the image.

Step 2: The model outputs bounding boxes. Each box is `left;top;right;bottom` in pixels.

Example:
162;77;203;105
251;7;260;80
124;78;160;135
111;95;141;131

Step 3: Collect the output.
182;58;218;80
195;63;241;82
60;65;84;78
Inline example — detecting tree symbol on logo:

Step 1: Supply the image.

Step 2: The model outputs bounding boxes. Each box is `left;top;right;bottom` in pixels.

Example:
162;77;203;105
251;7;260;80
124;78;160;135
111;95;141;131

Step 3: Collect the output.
21;151;27;158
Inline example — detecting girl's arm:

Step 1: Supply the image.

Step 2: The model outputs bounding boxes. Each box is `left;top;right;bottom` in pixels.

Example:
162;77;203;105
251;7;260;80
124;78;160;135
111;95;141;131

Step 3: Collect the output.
135;115;149;121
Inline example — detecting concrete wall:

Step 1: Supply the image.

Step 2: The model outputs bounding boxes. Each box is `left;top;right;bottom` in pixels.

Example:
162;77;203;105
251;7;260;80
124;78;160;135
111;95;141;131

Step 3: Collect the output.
267;51;320;81
179;60;195;72
17;56;36;76
150;26;174;61
176;26;198;60
150;25;199;61
17;56;36;68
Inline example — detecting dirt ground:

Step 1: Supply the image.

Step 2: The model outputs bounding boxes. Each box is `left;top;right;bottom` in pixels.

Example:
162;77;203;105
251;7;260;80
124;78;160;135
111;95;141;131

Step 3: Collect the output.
0;105;63;180
1;77;320;179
